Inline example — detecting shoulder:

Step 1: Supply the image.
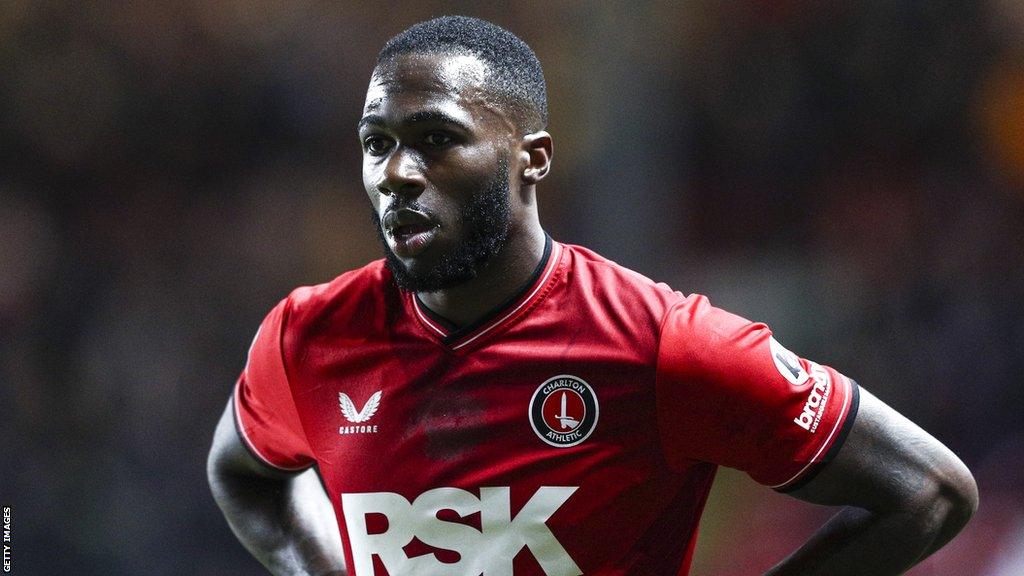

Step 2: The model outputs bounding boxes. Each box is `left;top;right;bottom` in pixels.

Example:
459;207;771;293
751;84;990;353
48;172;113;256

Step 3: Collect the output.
280;259;397;338
560;242;681;309
557;243;755;341
658;293;772;367
551;242;689;352
662;293;756;336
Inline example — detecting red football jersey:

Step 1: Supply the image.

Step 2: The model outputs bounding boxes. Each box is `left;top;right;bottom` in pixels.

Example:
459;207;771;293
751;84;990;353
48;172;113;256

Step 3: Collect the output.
233;238;858;576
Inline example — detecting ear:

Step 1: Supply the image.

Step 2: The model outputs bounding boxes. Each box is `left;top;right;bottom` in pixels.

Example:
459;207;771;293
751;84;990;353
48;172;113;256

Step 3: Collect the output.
519;131;553;184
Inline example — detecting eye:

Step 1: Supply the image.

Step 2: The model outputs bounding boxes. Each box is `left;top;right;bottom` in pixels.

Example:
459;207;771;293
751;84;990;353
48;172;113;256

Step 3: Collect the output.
363;135;392;155
424;132;453;147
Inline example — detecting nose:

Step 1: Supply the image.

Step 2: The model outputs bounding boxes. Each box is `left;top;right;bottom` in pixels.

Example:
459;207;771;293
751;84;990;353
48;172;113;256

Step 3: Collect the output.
378;147;426;199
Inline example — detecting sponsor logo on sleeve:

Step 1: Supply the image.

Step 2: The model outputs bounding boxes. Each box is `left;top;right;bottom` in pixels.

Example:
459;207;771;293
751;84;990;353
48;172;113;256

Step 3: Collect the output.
769;336;810;386
793;362;832;433
529;375;599;448
338;390;382;434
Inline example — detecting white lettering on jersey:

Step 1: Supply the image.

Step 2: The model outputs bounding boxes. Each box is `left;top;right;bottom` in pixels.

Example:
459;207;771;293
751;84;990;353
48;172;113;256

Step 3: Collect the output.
342;486;582;576
793;363;832;432
338;391;383;435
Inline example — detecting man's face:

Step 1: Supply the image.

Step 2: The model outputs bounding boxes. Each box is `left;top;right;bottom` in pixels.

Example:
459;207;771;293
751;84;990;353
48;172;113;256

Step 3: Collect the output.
359;52;522;292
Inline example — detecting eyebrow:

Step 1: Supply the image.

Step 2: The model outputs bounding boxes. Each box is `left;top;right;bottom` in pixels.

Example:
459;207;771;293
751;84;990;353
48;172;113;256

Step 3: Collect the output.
357;110;470;132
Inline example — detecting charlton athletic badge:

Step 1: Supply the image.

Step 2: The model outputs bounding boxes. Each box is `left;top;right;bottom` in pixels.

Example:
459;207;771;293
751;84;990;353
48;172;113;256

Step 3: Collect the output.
529;375;599;448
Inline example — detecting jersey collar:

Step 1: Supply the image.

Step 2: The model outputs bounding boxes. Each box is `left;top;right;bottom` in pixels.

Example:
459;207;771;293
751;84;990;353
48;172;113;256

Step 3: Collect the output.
410;235;562;351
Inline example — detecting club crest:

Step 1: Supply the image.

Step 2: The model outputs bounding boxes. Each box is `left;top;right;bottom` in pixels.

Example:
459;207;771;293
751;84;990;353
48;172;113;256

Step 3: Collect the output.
529;375;599;448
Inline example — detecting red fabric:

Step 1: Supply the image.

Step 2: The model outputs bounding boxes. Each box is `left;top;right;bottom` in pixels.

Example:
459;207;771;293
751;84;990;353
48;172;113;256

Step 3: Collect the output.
656;295;856;489
233;299;314;471
231;241;857;575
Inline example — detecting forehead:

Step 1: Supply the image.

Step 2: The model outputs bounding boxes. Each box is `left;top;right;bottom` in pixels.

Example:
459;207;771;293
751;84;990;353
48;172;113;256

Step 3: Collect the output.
363;52;505;125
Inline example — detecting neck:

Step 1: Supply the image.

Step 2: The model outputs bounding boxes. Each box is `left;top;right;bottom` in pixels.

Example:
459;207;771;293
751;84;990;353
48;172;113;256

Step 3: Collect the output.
417;219;547;328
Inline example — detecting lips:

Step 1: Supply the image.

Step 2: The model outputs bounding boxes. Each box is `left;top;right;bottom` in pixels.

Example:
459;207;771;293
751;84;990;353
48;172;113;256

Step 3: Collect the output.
383;208;439;257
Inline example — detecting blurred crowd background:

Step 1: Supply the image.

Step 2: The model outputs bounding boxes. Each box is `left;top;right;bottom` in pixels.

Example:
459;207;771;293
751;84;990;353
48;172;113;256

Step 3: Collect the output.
2;1;1023;574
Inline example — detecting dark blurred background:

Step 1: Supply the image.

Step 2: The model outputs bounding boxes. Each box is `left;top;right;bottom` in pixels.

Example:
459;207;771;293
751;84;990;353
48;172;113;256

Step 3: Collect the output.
2;1;1023;574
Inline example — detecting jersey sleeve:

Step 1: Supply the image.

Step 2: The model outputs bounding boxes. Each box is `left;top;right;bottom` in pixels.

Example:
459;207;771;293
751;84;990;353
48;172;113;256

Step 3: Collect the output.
232;297;315;472
655;294;859;491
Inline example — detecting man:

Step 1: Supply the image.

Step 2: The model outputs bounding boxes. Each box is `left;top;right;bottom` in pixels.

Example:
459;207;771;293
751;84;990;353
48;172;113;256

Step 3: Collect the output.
207;15;977;576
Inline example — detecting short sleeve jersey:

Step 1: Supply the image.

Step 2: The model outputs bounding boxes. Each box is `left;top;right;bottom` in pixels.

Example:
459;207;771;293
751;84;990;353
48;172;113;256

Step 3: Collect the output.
233;239;859;576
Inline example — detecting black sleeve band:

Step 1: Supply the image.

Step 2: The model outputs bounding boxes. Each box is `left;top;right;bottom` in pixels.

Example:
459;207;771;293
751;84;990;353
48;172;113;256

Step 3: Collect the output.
776;379;861;493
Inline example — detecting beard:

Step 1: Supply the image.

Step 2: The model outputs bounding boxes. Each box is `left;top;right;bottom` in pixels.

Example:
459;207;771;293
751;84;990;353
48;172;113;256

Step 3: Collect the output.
373;158;512;293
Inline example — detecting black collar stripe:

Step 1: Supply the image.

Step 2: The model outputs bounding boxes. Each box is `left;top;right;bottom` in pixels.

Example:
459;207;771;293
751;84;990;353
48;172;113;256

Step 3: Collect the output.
411;235;557;348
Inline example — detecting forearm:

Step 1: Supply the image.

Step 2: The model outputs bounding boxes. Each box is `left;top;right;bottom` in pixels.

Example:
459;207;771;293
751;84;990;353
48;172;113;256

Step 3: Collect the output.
210;468;346;576
768;385;979;575
765;497;970;576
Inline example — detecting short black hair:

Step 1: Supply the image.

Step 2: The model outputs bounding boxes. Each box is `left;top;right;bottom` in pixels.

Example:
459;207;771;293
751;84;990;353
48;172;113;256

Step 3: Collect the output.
377;15;548;132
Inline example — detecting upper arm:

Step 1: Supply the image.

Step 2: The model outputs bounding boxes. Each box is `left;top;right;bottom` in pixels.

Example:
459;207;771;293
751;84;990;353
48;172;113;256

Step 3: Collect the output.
228;297;316;472
784;386;978;518
656;295;859;489
208;398;302;482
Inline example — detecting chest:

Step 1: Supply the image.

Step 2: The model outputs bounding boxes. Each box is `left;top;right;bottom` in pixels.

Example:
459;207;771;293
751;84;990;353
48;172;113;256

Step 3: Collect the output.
280;283;715;575
289;332;661;491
